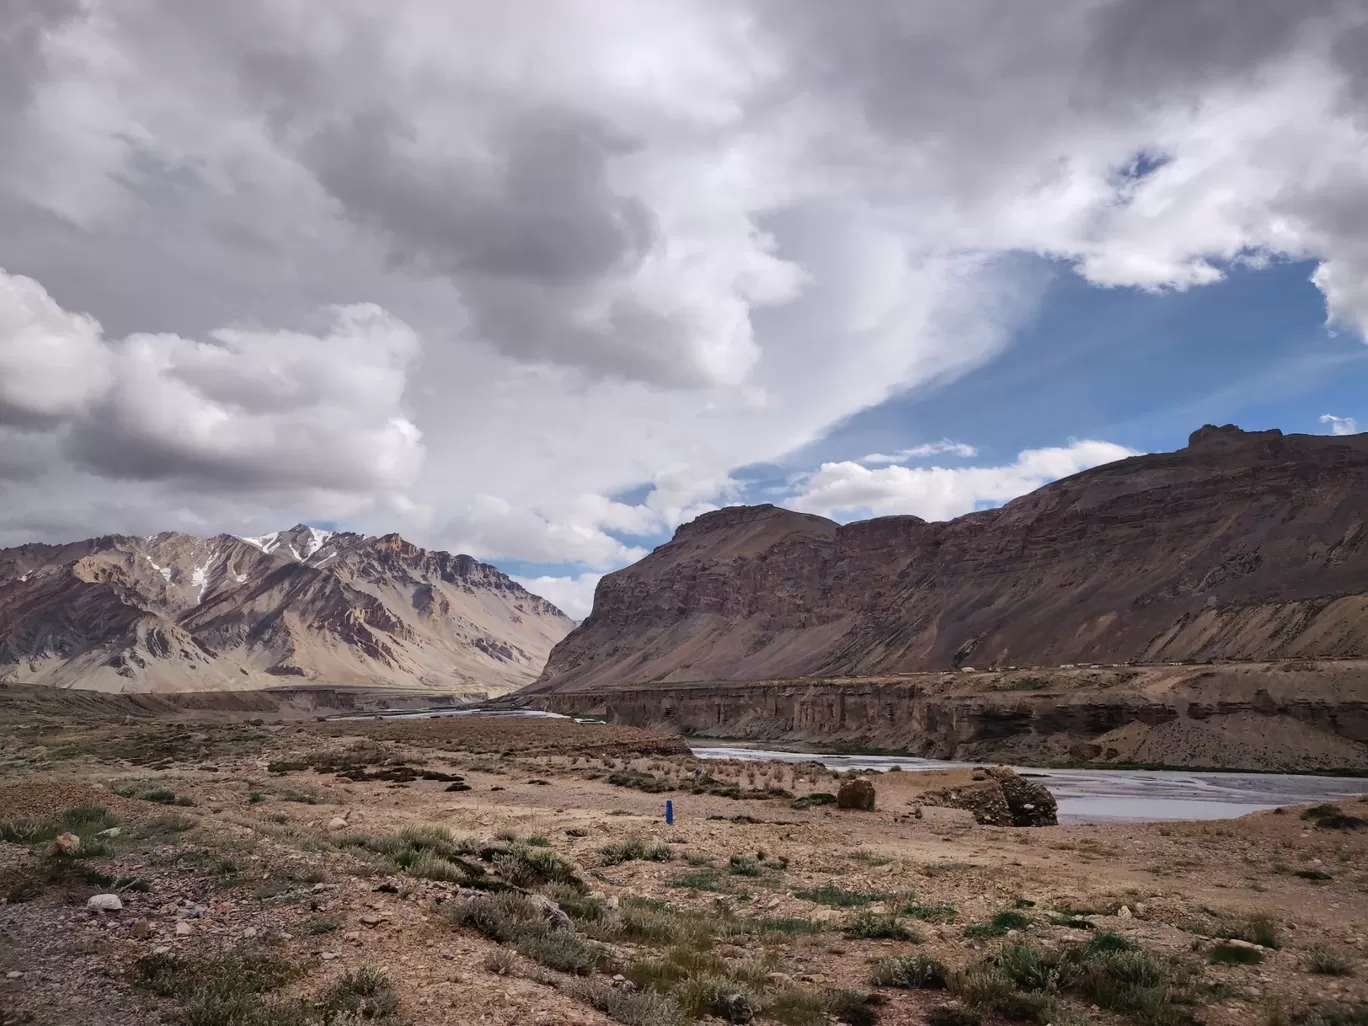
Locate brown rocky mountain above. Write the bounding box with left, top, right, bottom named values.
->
left=530, top=425, right=1368, bottom=694
left=0, top=524, right=572, bottom=694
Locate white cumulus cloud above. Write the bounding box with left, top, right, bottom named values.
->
left=512, top=573, right=603, bottom=622
left=790, top=441, right=1139, bottom=522
left=1321, top=414, right=1359, bottom=436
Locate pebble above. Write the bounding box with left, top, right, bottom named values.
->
left=131, top=920, right=154, bottom=940
left=86, top=894, right=123, bottom=913
left=1117, top=905, right=1133, bottom=919
left=360, top=914, right=382, bottom=927
left=175, top=921, right=194, bottom=937
left=327, top=817, right=349, bottom=831
left=242, top=928, right=258, bottom=939
left=6, top=971, right=23, bottom=980
left=321, top=952, right=339, bottom=961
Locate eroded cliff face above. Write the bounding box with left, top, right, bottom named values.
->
left=535, top=663, right=1368, bottom=773
left=531, top=426, right=1368, bottom=694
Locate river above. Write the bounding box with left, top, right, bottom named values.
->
left=692, top=746, right=1368, bottom=824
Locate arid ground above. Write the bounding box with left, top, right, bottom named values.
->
left=1, top=707, right=1366, bottom=1026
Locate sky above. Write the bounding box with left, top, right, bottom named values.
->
left=1, top=1, right=1367, bottom=619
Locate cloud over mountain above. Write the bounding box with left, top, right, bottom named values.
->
left=1, top=0, right=1365, bottom=585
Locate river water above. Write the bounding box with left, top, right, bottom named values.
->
left=342, top=708, right=1367, bottom=824
left=691, top=746, right=1368, bottom=824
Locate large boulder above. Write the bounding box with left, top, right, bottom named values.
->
left=918, top=768, right=1057, bottom=827
left=836, top=778, right=877, bottom=810
left=987, top=767, right=1058, bottom=827
left=919, top=780, right=1013, bottom=825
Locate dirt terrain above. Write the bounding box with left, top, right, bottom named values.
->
left=2, top=707, right=1367, bottom=1026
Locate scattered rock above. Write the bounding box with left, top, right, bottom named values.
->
left=919, top=780, right=1012, bottom=825
left=1117, top=905, right=1133, bottom=920
left=175, top=921, right=193, bottom=936
left=242, top=927, right=259, bottom=939
left=95, top=827, right=121, bottom=838
left=836, top=778, right=876, bottom=811
left=321, top=952, right=339, bottom=961
left=6, top=971, right=23, bottom=980
left=130, top=920, right=154, bottom=940
left=717, top=991, right=753, bottom=1024
left=359, top=914, right=383, bottom=927
left=86, top=894, right=123, bottom=913
left=326, top=817, right=349, bottom=831
left=527, top=894, right=575, bottom=933
left=790, top=792, right=838, bottom=810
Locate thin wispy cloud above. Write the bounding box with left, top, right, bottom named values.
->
left=859, top=441, right=979, bottom=465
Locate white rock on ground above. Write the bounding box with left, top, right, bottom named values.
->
left=86, top=894, right=123, bottom=912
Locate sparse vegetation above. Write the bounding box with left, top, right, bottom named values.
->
left=871, top=954, right=949, bottom=989
left=793, top=883, right=892, bottom=908
left=446, top=891, right=606, bottom=975
left=963, top=909, right=1031, bottom=939
left=1305, top=944, right=1355, bottom=976
left=1210, top=942, right=1264, bottom=965
left=842, top=911, right=922, bottom=941
left=600, top=836, right=675, bottom=866
left=112, top=779, right=197, bottom=806
left=1302, top=805, right=1367, bottom=831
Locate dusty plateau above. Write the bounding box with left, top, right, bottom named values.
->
left=2, top=695, right=1367, bottom=1026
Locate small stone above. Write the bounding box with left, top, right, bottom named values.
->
left=87, top=894, right=123, bottom=913
left=327, top=817, right=349, bottom=831
left=321, top=951, right=339, bottom=961
left=312, top=883, right=328, bottom=892
left=6, top=971, right=23, bottom=980
left=1117, top=905, right=1133, bottom=920
left=343, top=931, right=361, bottom=943
left=131, top=919, right=154, bottom=939
left=359, top=913, right=381, bottom=927
left=96, top=827, right=121, bottom=838
left=175, top=921, right=193, bottom=936
left=153, top=946, right=171, bottom=955
left=242, top=927, right=258, bottom=939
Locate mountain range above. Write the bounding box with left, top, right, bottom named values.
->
left=530, top=425, right=1368, bottom=693
left=0, top=524, right=572, bottom=694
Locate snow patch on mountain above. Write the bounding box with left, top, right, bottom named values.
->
left=240, top=532, right=281, bottom=554
left=301, top=527, right=333, bottom=560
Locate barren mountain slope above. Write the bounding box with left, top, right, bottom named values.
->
left=0, top=524, right=571, bottom=693
left=532, top=425, right=1368, bottom=693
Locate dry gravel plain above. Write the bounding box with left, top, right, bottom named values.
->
left=1, top=712, right=1366, bottom=1026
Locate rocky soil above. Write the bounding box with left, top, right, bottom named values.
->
left=3, top=707, right=1368, bottom=1026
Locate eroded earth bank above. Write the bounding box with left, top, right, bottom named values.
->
left=531, top=662, right=1368, bottom=774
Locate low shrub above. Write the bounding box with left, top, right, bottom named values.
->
left=871, top=954, right=949, bottom=989
left=601, top=837, right=675, bottom=866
